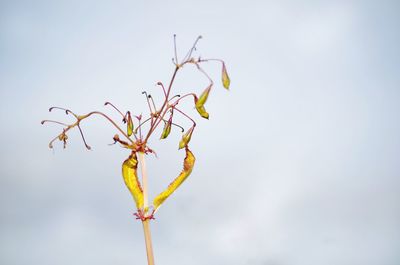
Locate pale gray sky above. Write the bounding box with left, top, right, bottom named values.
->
left=1, top=1, right=399, bottom=265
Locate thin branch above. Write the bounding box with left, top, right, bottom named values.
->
left=198, top=58, right=224, bottom=64
left=173, top=34, right=178, bottom=65
left=144, top=66, right=179, bottom=143
left=49, top=106, right=79, bottom=119
left=181, top=35, right=202, bottom=64
left=142, top=91, right=154, bottom=114
left=156, top=82, right=167, bottom=99
left=194, top=62, right=214, bottom=84
left=77, top=124, right=91, bottom=150
left=173, top=107, right=197, bottom=127
left=170, top=93, right=197, bottom=106
left=104, top=102, right=125, bottom=119
left=41, top=120, right=69, bottom=126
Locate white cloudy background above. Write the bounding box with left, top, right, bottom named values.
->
left=1, top=1, right=399, bottom=264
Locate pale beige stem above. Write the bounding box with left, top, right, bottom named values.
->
left=139, top=152, right=149, bottom=209
left=138, top=152, right=155, bottom=265
left=142, top=220, right=155, bottom=265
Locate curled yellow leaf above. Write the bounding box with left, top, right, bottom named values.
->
left=178, top=127, right=194, bottom=149
left=195, top=85, right=212, bottom=119
left=153, top=148, right=195, bottom=211
left=122, top=151, right=144, bottom=209
left=222, top=62, right=230, bottom=89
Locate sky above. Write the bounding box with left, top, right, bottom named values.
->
left=1, top=1, right=399, bottom=264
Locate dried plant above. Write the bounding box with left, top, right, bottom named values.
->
left=42, top=35, right=230, bottom=265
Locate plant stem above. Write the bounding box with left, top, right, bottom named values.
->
left=139, top=152, right=149, bottom=208
left=138, top=152, right=155, bottom=265
left=142, top=220, right=155, bottom=265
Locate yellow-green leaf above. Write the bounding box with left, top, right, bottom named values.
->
left=153, top=148, right=195, bottom=211
left=222, top=63, right=230, bottom=89
left=195, top=85, right=211, bottom=119
left=178, top=127, right=194, bottom=149
left=160, top=120, right=172, bottom=139
left=122, top=151, right=143, bottom=209
left=127, top=113, right=134, bottom=137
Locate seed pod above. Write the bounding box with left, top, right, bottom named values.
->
left=195, top=85, right=212, bottom=119
left=196, top=105, right=209, bottom=119
left=222, top=62, right=230, bottom=89
left=153, top=148, right=195, bottom=211
left=127, top=113, right=134, bottom=137
left=160, top=119, right=172, bottom=139
left=122, top=151, right=144, bottom=209
left=178, top=127, right=194, bottom=149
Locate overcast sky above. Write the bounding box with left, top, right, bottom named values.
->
left=1, top=1, right=399, bottom=265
